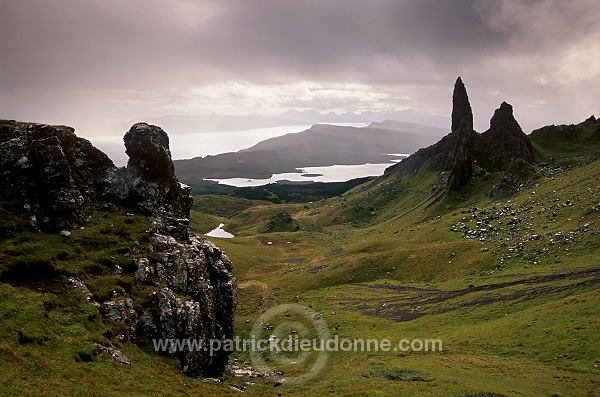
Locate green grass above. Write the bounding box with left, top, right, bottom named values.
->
left=1, top=129, right=599, bottom=395
left=192, top=155, right=600, bottom=396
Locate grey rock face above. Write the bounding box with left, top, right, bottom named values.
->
left=489, top=158, right=539, bottom=198
left=0, top=120, right=193, bottom=230
left=135, top=234, right=237, bottom=376
left=104, top=123, right=193, bottom=219
left=69, top=230, right=237, bottom=377
left=0, top=122, right=114, bottom=231
left=2, top=119, right=237, bottom=378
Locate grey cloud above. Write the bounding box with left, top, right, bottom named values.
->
left=0, top=0, right=599, bottom=132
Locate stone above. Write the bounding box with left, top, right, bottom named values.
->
left=0, top=119, right=237, bottom=378
left=134, top=257, right=152, bottom=282
left=67, top=277, right=100, bottom=308
left=451, top=77, right=474, bottom=133
left=102, top=297, right=137, bottom=327
left=476, top=102, right=535, bottom=171
left=95, top=344, right=132, bottom=366
left=104, top=123, right=193, bottom=218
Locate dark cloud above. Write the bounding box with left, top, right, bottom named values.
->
left=0, top=0, right=598, bottom=133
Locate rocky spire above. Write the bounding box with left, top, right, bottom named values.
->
left=488, top=102, right=524, bottom=136
left=476, top=102, right=534, bottom=171
left=104, top=122, right=193, bottom=218
left=124, top=122, right=175, bottom=181
left=451, top=77, right=473, bottom=133
left=442, top=77, right=477, bottom=189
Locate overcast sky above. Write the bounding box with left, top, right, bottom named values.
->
left=1, top=0, right=599, bottom=136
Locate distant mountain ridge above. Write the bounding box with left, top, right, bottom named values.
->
left=118, top=110, right=449, bottom=136
left=173, top=121, right=447, bottom=182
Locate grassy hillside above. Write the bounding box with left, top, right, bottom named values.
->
left=529, top=116, right=600, bottom=165
left=188, top=152, right=600, bottom=396
left=1, top=119, right=599, bottom=396
left=0, top=203, right=242, bottom=396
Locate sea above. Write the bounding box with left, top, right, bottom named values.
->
left=88, top=124, right=408, bottom=187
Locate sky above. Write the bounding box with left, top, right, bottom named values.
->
left=1, top=0, right=600, bottom=137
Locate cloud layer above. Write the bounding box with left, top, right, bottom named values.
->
left=1, top=0, right=599, bottom=134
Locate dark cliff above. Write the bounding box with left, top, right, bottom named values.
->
left=0, top=120, right=236, bottom=377
left=385, top=77, right=537, bottom=192
left=476, top=102, right=534, bottom=171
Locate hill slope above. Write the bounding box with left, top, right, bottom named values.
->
left=1, top=77, right=599, bottom=396
left=185, top=79, right=600, bottom=396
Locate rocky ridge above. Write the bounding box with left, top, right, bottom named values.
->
left=384, top=77, right=537, bottom=193
left=0, top=120, right=236, bottom=377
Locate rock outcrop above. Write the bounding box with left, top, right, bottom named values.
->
left=385, top=77, right=537, bottom=193
left=451, top=77, right=473, bottom=133
left=264, top=211, right=301, bottom=233
left=104, top=123, right=193, bottom=218
left=489, top=158, right=539, bottom=198
left=476, top=102, right=534, bottom=171
left=135, top=233, right=236, bottom=376
left=0, top=119, right=237, bottom=378
left=0, top=121, right=192, bottom=231
left=0, top=121, right=114, bottom=230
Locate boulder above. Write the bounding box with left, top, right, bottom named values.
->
left=104, top=123, right=193, bottom=219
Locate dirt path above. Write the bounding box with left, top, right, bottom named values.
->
left=348, top=266, right=600, bottom=321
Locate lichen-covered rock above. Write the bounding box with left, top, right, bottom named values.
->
left=1, top=119, right=237, bottom=378
left=67, top=277, right=100, bottom=308
left=68, top=223, right=237, bottom=377
left=134, top=234, right=237, bottom=376
left=95, top=344, right=132, bottom=366
left=102, top=297, right=138, bottom=327
left=124, top=122, right=175, bottom=181
left=0, top=120, right=193, bottom=230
